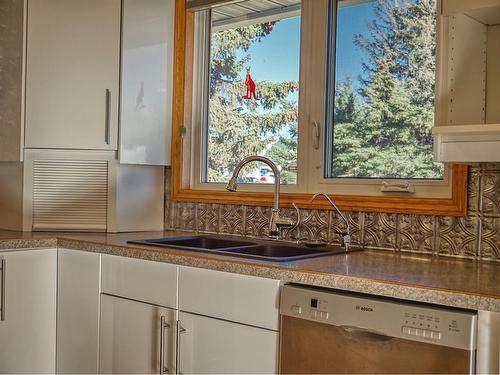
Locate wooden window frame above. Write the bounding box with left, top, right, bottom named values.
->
left=170, top=0, right=468, bottom=216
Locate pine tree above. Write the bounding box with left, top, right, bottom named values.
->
left=207, top=22, right=299, bottom=183
left=333, top=0, right=443, bottom=179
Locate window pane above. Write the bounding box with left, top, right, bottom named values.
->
left=204, top=0, right=301, bottom=185
left=326, top=0, right=444, bottom=180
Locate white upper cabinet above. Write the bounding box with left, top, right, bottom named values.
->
left=434, top=0, right=500, bottom=162
left=442, top=0, right=500, bottom=22
left=25, top=0, right=121, bottom=150
left=2, top=0, right=174, bottom=165
left=119, top=0, right=175, bottom=165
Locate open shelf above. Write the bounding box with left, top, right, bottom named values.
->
left=433, top=124, right=500, bottom=163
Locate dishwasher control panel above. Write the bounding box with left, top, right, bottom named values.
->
left=281, top=284, right=477, bottom=351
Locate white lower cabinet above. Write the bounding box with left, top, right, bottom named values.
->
left=0, top=249, right=57, bottom=374
left=178, top=266, right=280, bottom=374
left=99, top=254, right=178, bottom=374
left=0, top=247, right=281, bottom=374
left=178, top=311, right=278, bottom=374
left=99, top=294, right=176, bottom=374
left=57, top=249, right=101, bottom=374
left=97, top=264, right=280, bottom=374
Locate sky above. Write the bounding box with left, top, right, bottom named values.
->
left=233, top=2, right=376, bottom=91
left=335, top=3, right=376, bottom=89
left=236, top=16, right=301, bottom=83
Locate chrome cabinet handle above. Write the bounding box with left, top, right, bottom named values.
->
left=1, top=258, right=5, bottom=321
left=105, top=89, right=111, bottom=145
left=160, top=316, right=170, bottom=374
left=175, top=320, right=186, bottom=375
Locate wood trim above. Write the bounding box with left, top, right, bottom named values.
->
left=170, top=0, right=468, bottom=217
left=172, top=166, right=468, bottom=216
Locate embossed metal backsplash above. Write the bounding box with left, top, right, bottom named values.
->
left=165, top=164, right=500, bottom=262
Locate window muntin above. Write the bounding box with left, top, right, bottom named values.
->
left=325, top=0, right=444, bottom=180
left=202, top=1, right=301, bottom=185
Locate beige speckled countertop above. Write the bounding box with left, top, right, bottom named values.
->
left=0, top=229, right=499, bottom=312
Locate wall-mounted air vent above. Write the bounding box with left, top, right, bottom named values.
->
left=32, top=160, right=108, bottom=231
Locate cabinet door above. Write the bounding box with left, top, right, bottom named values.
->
left=99, top=294, right=176, bottom=374
left=178, top=312, right=278, bottom=374
left=57, top=249, right=100, bottom=374
left=179, top=266, right=280, bottom=330
left=26, top=0, right=120, bottom=150
left=119, top=0, right=175, bottom=165
left=0, top=249, right=57, bottom=374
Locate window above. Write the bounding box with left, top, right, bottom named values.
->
left=174, top=0, right=467, bottom=215
left=325, top=0, right=443, bottom=180
left=196, top=1, right=301, bottom=186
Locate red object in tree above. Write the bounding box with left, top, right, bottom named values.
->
left=243, top=67, right=258, bottom=100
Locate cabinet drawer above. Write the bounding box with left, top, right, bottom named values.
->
left=101, top=254, right=177, bottom=308
left=178, top=311, right=278, bottom=374
left=179, top=266, right=280, bottom=330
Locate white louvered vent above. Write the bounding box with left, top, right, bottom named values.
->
left=32, top=160, right=108, bottom=231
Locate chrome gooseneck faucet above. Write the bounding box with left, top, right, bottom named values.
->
left=310, top=192, right=351, bottom=251
left=226, top=156, right=294, bottom=239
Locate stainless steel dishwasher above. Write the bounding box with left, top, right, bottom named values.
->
left=280, top=284, right=477, bottom=374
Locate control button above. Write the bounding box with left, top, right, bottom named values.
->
left=403, top=326, right=414, bottom=335
left=402, top=325, right=442, bottom=340
left=431, top=331, right=442, bottom=340
left=291, top=305, right=302, bottom=315
left=309, top=309, right=318, bottom=318
left=318, top=311, right=329, bottom=319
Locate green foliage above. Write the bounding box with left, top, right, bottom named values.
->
left=267, top=123, right=298, bottom=184
left=333, top=0, right=443, bottom=179
left=207, top=21, right=299, bottom=183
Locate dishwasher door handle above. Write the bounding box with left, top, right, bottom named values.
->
left=339, top=325, right=393, bottom=341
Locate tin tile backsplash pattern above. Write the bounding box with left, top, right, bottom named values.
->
left=165, top=165, right=500, bottom=262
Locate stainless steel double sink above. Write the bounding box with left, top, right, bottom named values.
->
left=128, top=235, right=359, bottom=262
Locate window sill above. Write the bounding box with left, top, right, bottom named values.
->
left=171, top=165, right=468, bottom=216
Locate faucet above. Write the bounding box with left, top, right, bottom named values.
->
left=226, top=156, right=295, bottom=239
left=310, top=192, right=351, bottom=251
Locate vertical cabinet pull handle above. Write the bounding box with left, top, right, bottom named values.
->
left=105, top=89, right=111, bottom=145
left=1, top=258, right=5, bottom=321
left=175, top=320, right=186, bottom=375
left=160, top=316, right=170, bottom=374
